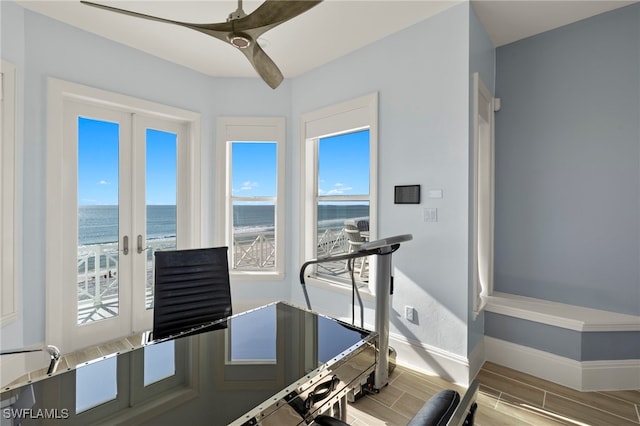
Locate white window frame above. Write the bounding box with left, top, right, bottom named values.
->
left=1, top=60, right=18, bottom=325
left=472, top=73, right=495, bottom=317
left=215, top=117, right=286, bottom=280
left=300, top=93, right=378, bottom=293
left=46, top=78, right=202, bottom=352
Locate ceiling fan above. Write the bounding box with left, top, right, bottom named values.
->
left=80, top=0, right=323, bottom=89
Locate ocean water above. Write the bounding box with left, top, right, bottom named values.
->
left=78, top=204, right=369, bottom=245
left=78, top=205, right=177, bottom=245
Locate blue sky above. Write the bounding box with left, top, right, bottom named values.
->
left=78, top=118, right=369, bottom=204
left=78, top=117, right=176, bottom=205
left=318, top=129, right=369, bottom=196
left=232, top=142, right=277, bottom=197
left=231, top=129, right=370, bottom=198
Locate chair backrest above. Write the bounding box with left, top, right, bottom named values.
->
left=153, top=247, right=232, bottom=340
left=407, top=389, right=461, bottom=426
left=344, top=226, right=365, bottom=243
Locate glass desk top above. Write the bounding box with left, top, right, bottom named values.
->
left=1, top=302, right=377, bottom=425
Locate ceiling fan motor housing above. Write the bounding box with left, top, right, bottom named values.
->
left=229, top=33, right=251, bottom=49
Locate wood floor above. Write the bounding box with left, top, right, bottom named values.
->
left=5, top=337, right=639, bottom=426
left=347, top=363, right=640, bottom=426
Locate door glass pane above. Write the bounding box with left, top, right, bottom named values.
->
left=145, top=129, right=177, bottom=309
left=77, top=117, right=120, bottom=324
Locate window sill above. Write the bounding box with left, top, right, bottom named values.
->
left=229, top=271, right=284, bottom=281
left=485, top=292, right=640, bottom=332
left=302, top=275, right=375, bottom=302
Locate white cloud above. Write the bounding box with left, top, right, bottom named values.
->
left=97, top=180, right=110, bottom=185
left=240, top=181, right=259, bottom=191
left=320, top=182, right=353, bottom=195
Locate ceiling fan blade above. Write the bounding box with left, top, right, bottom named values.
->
left=236, top=0, right=323, bottom=33
left=81, top=0, right=324, bottom=89
left=81, top=1, right=232, bottom=38
left=241, top=42, right=284, bottom=89
left=81, top=1, right=189, bottom=27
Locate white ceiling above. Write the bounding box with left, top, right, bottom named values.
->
left=17, top=0, right=638, bottom=81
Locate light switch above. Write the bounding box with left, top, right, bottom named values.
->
left=424, top=208, right=437, bottom=222
left=427, top=189, right=443, bottom=199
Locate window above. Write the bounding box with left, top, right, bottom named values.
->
left=1, top=60, right=17, bottom=325
left=301, top=93, right=378, bottom=290
left=47, top=78, right=201, bottom=354
left=216, top=117, right=285, bottom=279
left=472, top=73, right=495, bottom=317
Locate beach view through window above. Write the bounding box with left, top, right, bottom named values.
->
left=77, top=118, right=177, bottom=323
left=77, top=125, right=371, bottom=323
left=315, top=129, right=371, bottom=279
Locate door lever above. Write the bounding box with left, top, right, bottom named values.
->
left=123, top=235, right=129, bottom=255
left=137, top=234, right=145, bottom=254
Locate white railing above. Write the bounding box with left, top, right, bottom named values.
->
left=317, top=228, right=349, bottom=258
left=77, top=228, right=353, bottom=323
left=77, top=238, right=175, bottom=324
left=232, top=233, right=276, bottom=270
left=77, top=242, right=119, bottom=324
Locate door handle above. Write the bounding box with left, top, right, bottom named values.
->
left=123, top=235, right=129, bottom=255
left=137, top=234, right=145, bottom=254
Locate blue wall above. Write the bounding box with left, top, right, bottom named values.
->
left=491, top=3, right=640, bottom=361
left=290, top=3, right=474, bottom=361
left=2, top=2, right=480, bottom=371
left=494, top=4, right=640, bottom=316
left=2, top=2, right=293, bottom=348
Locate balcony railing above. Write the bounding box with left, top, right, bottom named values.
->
left=76, top=227, right=357, bottom=324
left=77, top=238, right=176, bottom=324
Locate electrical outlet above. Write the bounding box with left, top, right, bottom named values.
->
left=405, top=305, right=414, bottom=321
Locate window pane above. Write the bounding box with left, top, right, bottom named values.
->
left=144, top=340, right=176, bottom=386
left=231, top=202, right=275, bottom=271
left=229, top=304, right=276, bottom=362
left=76, top=356, right=117, bottom=413
left=145, top=129, right=177, bottom=309
left=318, top=130, right=370, bottom=196
left=77, top=117, right=120, bottom=325
left=232, top=142, right=276, bottom=197
left=316, top=201, right=369, bottom=277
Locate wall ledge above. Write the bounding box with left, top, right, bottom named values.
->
left=485, top=292, right=640, bottom=332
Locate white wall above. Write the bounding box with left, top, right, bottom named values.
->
left=467, top=3, right=496, bottom=357
left=2, top=1, right=479, bottom=383
left=3, top=2, right=292, bottom=349
left=0, top=1, right=26, bottom=351
left=289, top=3, right=472, bottom=367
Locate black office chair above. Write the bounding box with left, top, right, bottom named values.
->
left=152, top=247, right=232, bottom=340
left=313, top=389, right=472, bottom=426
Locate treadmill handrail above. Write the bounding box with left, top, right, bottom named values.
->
left=299, top=244, right=401, bottom=310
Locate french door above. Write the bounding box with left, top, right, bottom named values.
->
left=51, top=94, right=196, bottom=353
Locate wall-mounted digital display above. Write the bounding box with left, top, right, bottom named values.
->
left=394, top=185, right=420, bottom=204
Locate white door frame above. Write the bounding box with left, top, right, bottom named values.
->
left=47, top=78, right=201, bottom=354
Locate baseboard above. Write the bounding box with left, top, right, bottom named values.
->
left=485, top=336, right=640, bottom=391
left=389, top=332, right=475, bottom=387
